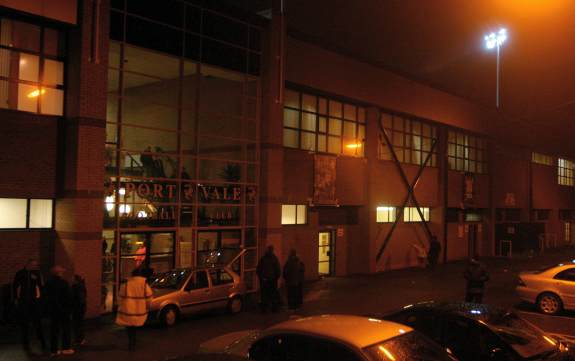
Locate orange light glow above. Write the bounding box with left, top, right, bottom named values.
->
left=27, top=89, right=46, bottom=98
left=345, top=143, right=362, bottom=149
left=543, top=335, right=557, bottom=346
left=378, top=346, right=396, bottom=361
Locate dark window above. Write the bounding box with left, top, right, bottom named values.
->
left=185, top=5, right=201, bottom=33
left=184, top=33, right=200, bottom=61
left=111, top=0, right=125, bottom=10
left=209, top=269, right=233, bottom=286
left=126, top=15, right=183, bottom=57
left=446, top=208, right=460, bottom=223
left=533, top=209, right=550, bottom=221
left=554, top=268, right=575, bottom=282
left=559, top=210, right=573, bottom=221
left=127, top=0, right=184, bottom=27
left=186, top=270, right=209, bottom=290
left=248, top=51, right=260, bottom=76
left=496, top=208, right=521, bottom=222
left=202, top=38, right=246, bottom=73
left=249, top=27, right=261, bottom=52
left=110, top=11, right=124, bottom=41
left=203, top=12, right=247, bottom=48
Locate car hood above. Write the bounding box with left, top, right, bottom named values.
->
left=198, top=330, right=260, bottom=357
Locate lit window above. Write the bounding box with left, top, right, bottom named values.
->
left=558, top=158, right=574, bottom=186
left=29, top=199, right=53, bottom=228
left=565, top=222, right=571, bottom=243
left=447, top=130, right=487, bottom=174
left=281, top=204, right=307, bottom=225
left=379, top=113, right=437, bottom=167
left=0, top=18, right=65, bottom=115
left=0, top=199, right=27, bottom=228
left=376, top=206, right=396, bottom=223
left=404, top=207, right=430, bottom=222
left=283, top=89, right=365, bottom=157
left=532, top=152, right=553, bottom=166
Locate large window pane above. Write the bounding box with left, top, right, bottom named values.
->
left=281, top=205, right=296, bottom=225
left=0, top=198, right=27, bottom=228
left=43, top=60, right=64, bottom=86
left=29, top=199, right=53, bottom=228
left=18, top=53, right=39, bottom=82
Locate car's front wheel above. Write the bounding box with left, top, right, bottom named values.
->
left=537, top=292, right=562, bottom=315
left=160, top=305, right=179, bottom=327
left=227, top=296, right=243, bottom=314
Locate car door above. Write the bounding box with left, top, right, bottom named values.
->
left=180, top=269, right=212, bottom=315
left=208, top=268, right=236, bottom=309
left=553, top=267, right=575, bottom=309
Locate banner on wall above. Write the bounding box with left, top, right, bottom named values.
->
left=314, top=155, right=337, bottom=205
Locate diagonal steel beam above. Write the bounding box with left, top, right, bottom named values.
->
left=375, top=117, right=437, bottom=262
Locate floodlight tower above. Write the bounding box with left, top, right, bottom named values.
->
left=484, top=28, right=507, bottom=108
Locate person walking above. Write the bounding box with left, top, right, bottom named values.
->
left=256, top=245, right=281, bottom=313
left=71, top=274, right=87, bottom=345
left=116, top=268, right=153, bottom=352
left=427, top=235, right=441, bottom=269
left=464, top=256, right=490, bottom=303
left=283, top=249, right=303, bottom=311
left=12, top=259, right=46, bottom=354
left=44, top=265, right=74, bottom=356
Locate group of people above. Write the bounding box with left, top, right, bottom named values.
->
left=12, top=259, right=86, bottom=356
left=256, top=246, right=305, bottom=313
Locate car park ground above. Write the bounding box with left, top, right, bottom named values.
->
left=2, top=246, right=575, bottom=361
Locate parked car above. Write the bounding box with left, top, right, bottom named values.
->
left=149, top=249, right=246, bottom=326
left=516, top=261, right=575, bottom=315
left=199, top=314, right=458, bottom=360
left=378, top=302, right=573, bottom=361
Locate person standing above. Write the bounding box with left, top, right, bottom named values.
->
left=116, top=268, right=153, bottom=352
left=283, top=250, right=304, bottom=311
left=71, top=274, right=87, bottom=345
left=12, top=259, right=46, bottom=354
left=427, top=235, right=441, bottom=269
left=44, top=265, right=74, bottom=356
left=464, top=256, right=490, bottom=303
left=256, top=245, right=281, bottom=313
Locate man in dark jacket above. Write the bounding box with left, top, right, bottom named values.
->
left=12, top=259, right=46, bottom=353
left=256, top=245, right=281, bottom=313
left=464, top=257, right=490, bottom=303
left=71, top=274, right=87, bottom=345
left=44, top=265, right=74, bottom=356
left=283, top=249, right=305, bottom=310
left=427, top=235, right=441, bottom=269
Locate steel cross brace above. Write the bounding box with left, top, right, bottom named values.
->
left=375, top=117, right=437, bottom=262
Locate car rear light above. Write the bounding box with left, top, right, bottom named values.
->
left=517, top=278, right=526, bottom=287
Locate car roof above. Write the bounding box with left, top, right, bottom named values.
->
left=265, top=315, right=412, bottom=349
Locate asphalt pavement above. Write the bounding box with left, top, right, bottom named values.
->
left=2, top=247, right=575, bottom=361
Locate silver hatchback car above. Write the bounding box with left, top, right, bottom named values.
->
left=149, top=249, right=246, bottom=326
left=516, top=261, right=575, bottom=315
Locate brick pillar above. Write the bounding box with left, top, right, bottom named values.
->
left=54, top=0, right=109, bottom=317
left=259, top=0, right=285, bottom=263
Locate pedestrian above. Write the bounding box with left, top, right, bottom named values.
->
left=256, top=245, right=281, bottom=313
left=412, top=243, right=428, bottom=268
left=283, top=249, right=303, bottom=311
left=116, top=268, right=153, bottom=352
left=12, top=259, right=46, bottom=354
left=464, top=256, right=490, bottom=303
left=428, top=235, right=441, bottom=269
left=71, top=274, right=87, bottom=345
left=44, top=265, right=74, bottom=356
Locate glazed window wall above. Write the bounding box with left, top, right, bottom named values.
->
left=0, top=18, right=65, bottom=115
left=103, top=3, right=261, bottom=312
left=447, top=130, right=487, bottom=174
left=379, top=112, right=437, bottom=167
left=558, top=158, right=575, bottom=186
left=283, top=89, right=366, bottom=157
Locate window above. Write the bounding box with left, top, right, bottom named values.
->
left=558, top=158, right=574, bottom=186
left=404, top=207, right=430, bottom=222
left=465, top=210, right=483, bottom=222
left=565, top=222, right=571, bottom=243
left=533, top=209, right=550, bottom=221
left=532, top=152, right=553, bottom=166
left=376, top=206, right=396, bottom=223
left=185, top=270, right=209, bottom=290
left=554, top=268, right=575, bottom=282
left=209, top=269, right=234, bottom=286
left=447, top=130, right=487, bottom=174
left=281, top=204, right=307, bottom=225
left=283, top=89, right=366, bottom=156
left=379, top=113, right=437, bottom=166
left=0, top=18, right=65, bottom=115
left=0, top=198, right=53, bottom=229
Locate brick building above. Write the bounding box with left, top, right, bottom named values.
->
left=0, top=0, right=574, bottom=318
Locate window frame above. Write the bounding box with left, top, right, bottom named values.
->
left=447, top=130, right=487, bottom=174
left=403, top=206, right=430, bottom=223
left=0, top=198, right=54, bottom=230
left=376, top=206, right=397, bottom=223
left=281, top=204, right=307, bottom=225
left=558, top=158, right=575, bottom=187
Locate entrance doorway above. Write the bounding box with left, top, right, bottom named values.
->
left=120, top=232, right=175, bottom=280
left=318, top=231, right=335, bottom=276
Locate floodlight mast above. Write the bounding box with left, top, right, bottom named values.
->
left=484, top=28, right=507, bottom=108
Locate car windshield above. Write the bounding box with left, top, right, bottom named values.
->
left=488, top=312, right=557, bottom=359
left=363, top=331, right=454, bottom=361
left=150, top=269, right=190, bottom=289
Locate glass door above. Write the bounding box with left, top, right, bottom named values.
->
left=197, top=230, right=241, bottom=271
left=120, top=232, right=175, bottom=280
left=318, top=231, right=334, bottom=276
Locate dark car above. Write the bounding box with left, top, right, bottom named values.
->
left=377, top=302, right=573, bottom=361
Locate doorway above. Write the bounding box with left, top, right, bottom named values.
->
left=318, top=231, right=335, bottom=276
